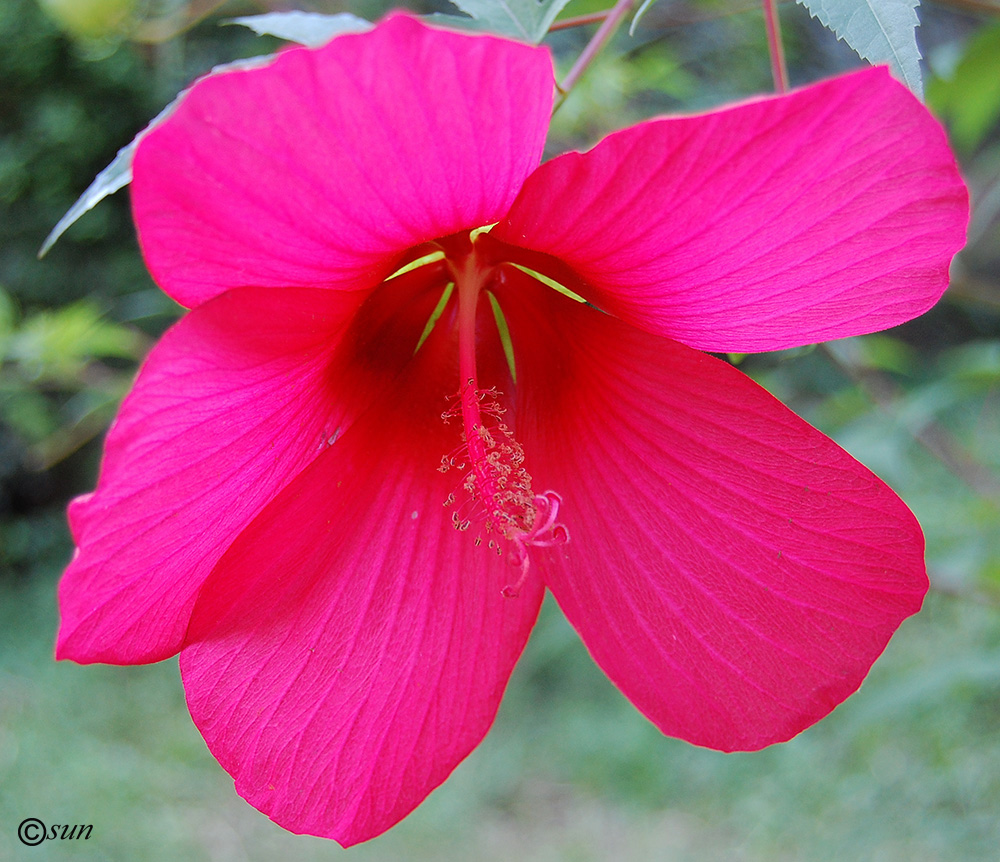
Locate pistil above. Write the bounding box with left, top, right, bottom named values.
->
left=440, top=234, right=568, bottom=597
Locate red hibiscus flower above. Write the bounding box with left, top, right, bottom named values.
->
left=57, top=13, right=968, bottom=845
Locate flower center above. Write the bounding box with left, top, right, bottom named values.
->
left=437, top=232, right=568, bottom=598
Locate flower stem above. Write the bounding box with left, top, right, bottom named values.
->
left=557, top=0, right=638, bottom=97
left=762, top=0, right=789, bottom=93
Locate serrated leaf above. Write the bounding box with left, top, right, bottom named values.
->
left=38, top=142, right=140, bottom=259
left=797, top=0, right=923, bottom=96
left=445, top=0, right=575, bottom=43
left=227, top=12, right=372, bottom=47
left=39, top=55, right=273, bottom=258
left=422, top=12, right=491, bottom=32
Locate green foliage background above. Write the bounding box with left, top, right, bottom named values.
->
left=2, top=0, right=1000, bottom=859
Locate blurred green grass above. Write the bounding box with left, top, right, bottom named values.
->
left=3, top=0, right=1000, bottom=858
left=3, top=534, right=1000, bottom=861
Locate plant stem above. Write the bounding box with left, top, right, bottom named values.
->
left=558, top=0, right=638, bottom=96
left=549, top=11, right=612, bottom=31
left=762, top=0, right=789, bottom=93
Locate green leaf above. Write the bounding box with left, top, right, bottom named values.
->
left=0, top=389, right=58, bottom=444
left=796, top=0, right=923, bottom=96
left=6, top=301, right=142, bottom=383
left=0, top=286, right=15, bottom=343
left=227, top=12, right=371, bottom=47
left=39, top=55, right=274, bottom=258
left=852, top=334, right=917, bottom=375
left=444, top=0, right=575, bottom=43
left=938, top=340, right=1000, bottom=385
left=927, top=22, right=1000, bottom=152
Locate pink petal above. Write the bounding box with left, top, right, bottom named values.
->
left=58, top=270, right=445, bottom=665
left=496, top=271, right=927, bottom=751
left=132, top=14, right=554, bottom=309
left=180, top=318, right=542, bottom=845
left=495, top=67, right=968, bottom=352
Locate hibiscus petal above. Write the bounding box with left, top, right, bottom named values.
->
left=132, top=14, right=554, bottom=308
left=180, top=318, right=542, bottom=845
left=57, top=278, right=436, bottom=665
left=496, top=271, right=927, bottom=751
left=496, top=67, right=968, bottom=352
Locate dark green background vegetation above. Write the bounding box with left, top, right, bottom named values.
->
left=2, top=0, right=999, bottom=858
